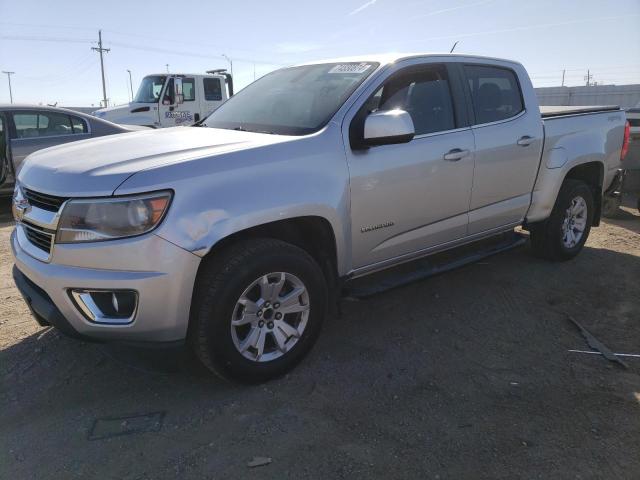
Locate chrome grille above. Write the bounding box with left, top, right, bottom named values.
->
left=22, top=222, right=55, bottom=254
left=23, top=188, right=68, bottom=212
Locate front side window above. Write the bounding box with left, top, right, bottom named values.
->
left=182, top=78, right=195, bottom=101
left=204, top=78, right=222, bottom=101
left=464, top=65, right=524, bottom=124
left=366, top=64, right=456, bottom=135
left=14, top=112, right=74, bottom=138
left=134, top=75, right=167, bottom=103
left=203, top=62, right=378, bottom=135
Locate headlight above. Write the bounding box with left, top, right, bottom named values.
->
left=56, top=191, right=172, bottom=243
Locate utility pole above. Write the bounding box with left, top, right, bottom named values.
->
left=222, top=54, right=233, bottom=78
left=561, top=69, right=565, bottom=87
left=127, top=69, right=133, bottom=102
left=2, top=71, right=14, bottom=103
left=584, top=69, right=593, bottom=87
left=91, top=30, right=110, bottom=107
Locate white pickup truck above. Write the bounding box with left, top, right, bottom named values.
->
left=93, top=70, right=233, bottom=128
left=12, top=53, right=630, bottom=382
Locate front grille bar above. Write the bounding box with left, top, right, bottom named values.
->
left=23, top=188, right=69, bottom=212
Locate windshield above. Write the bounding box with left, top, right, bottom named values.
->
left=202, top=62, right=378, bottom=135
left=133, top=75, right=167, bottom=103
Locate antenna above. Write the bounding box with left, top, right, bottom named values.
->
left=449, top=41, right=459, bottom=53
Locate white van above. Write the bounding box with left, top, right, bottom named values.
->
left=93, top=70, right=233, bottom=128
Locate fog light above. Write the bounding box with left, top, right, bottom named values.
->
left=70, top=289, right=138, bottom=324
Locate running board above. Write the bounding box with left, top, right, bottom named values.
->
left=342, top=231, right=528, bottom=299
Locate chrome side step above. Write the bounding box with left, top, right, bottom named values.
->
left=342, top=231, right=528, bottom=299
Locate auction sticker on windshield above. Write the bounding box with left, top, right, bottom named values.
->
left=328, top=63, right=372, bottom=74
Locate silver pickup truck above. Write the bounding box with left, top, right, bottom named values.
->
left=11, top=54, right=630, bottom=382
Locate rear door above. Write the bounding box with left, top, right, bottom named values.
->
left=10, top=110, right=91, bottom=173
left=462, top=63, right=544, bottom=234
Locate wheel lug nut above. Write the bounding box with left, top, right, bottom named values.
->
left=274, top=302, right=280, bottom=309
left=267, top=322, right=274, bottom=329
left=257, top=310, right=262, bottom=317
left=275, top=312, right=282, bottom=320
left=264, top=302, right=270, bottom=308
left=258, top=320, right=265, bottom=328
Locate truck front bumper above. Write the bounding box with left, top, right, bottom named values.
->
left=11, top=229, right=201, bottom=343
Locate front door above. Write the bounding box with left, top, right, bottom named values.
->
left=345, top=63, right=476, bottom=270
left=0, top=114, right=8, bottom=188
left=462, top=63, right=544, bottom=234
left=159, top=77, right=199, bottom=127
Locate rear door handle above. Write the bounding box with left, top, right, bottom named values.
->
left=443, top=148, right=470, bottom=161
left=517, top=135, right=534, bottom=147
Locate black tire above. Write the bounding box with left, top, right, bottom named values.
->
left=189, top=238, right=327, bottom=383
left=530, top=179, right=594, bottom=261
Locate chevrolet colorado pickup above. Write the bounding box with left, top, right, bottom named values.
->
left=11, top=54, right=630, bottom=382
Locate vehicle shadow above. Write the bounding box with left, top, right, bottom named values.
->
left=2, top=235, right=640, bottom=478
left=604, top=194, right=640, bottom=235
left=0, top=197, right=13, bottom=226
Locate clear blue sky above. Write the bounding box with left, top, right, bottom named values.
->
left=0, top=0, right=639, bottom=107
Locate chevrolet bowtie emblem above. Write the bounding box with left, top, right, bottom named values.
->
left=12, top=187, right=31, bottom=221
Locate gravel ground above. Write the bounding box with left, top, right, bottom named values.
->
left=1, top=197, right=639, bottom=479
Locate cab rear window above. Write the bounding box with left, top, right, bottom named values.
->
left=204, top=78, right=222, bottom=101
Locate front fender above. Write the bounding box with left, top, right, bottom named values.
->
left=115, top=126, right=352, bottom=275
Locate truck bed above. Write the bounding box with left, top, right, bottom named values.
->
left=540, top=105, right=620, bottom=118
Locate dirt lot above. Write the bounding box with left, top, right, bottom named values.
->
left=1, top=197, right=639, bottom=479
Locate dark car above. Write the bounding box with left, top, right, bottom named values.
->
left=0, top=104, right=148, bottom=196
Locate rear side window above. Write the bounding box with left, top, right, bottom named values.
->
left=368, top=64, right=456, bottom=135
left=464, top=65, right=523, bottom=125
left=14, top=112, right=76, bottom=138
left=204, top=78, right=222, bottom=101
left=70, top=115, right=87, bottom=133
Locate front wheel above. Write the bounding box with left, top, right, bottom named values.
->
left=530, top=179, right=594, bottom=261
left=190, top=238, right=327, bottom=382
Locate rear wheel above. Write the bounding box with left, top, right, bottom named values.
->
left=530, top=179, right=594, bottom=261
left=190, top=238, right=327, bottom=382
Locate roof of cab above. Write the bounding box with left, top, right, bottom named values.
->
left=296, top=52, right=522, bottom=67
left=0, top=104, right=95, bottom=115
left=144, top=73, right=226, bottom=77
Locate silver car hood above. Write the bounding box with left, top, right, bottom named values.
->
left=18, top=127, right=290, bottom=197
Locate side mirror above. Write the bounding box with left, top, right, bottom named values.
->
left=174, top=77, right=184, bottom=104
left=362, top=109, right=415, bottom=146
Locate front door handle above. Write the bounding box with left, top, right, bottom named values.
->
left=443, top=148, right=470, bottom=161
left=517, top=135, right=534, bottom=147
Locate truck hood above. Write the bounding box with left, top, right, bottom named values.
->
left=18, top=127, right=291, bottom=197
left=93, top=102, right=158, bottom=127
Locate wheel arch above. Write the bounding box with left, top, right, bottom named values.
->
left=563, top=161, right=604, bottom=226
left=194, top=215, right=342, bottom=304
